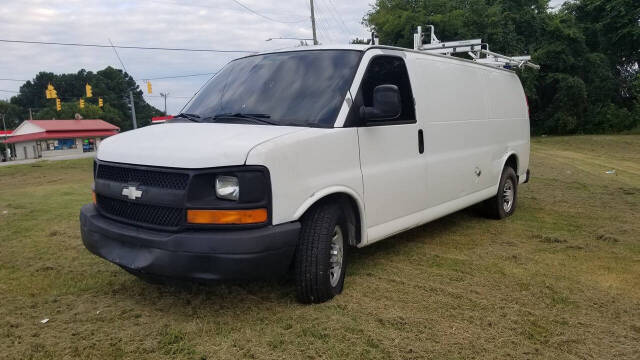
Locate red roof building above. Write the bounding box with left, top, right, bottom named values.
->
left=4, top=119, right=119, bottom=144
left=2, top=119, right=119, bottom=161
left=0, top=130, right=12, bottom=137
left=151, top=115, right=174, bottom=124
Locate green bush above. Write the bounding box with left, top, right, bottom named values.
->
left=584, top=104, right=634, bottom=133
left=365, top=0, right=640, bottom=135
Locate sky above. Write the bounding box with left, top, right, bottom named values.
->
left=0, top=0, right=375, bottom=115
left=0, top=0, right=566, bottom=116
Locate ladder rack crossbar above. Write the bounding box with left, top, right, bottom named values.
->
left=412, top=25, right=539, bottom=70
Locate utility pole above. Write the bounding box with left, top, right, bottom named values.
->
left=2, top=113, right=8, bottom=160
left=1, top=113, right=6, bottom=140
left=160, top=93, right=169, bottom=115
left=28, top=108, right=33, bottom=120
left=310, top=0, right=318, bottom=45
left=129, top=91, right=138, bottom=129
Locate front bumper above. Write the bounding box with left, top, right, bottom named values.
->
left=79, top=204, right=300, bottom=281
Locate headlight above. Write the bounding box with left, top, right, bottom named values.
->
left=215, top=175, right=239, bottom=201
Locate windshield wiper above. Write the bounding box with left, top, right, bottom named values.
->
left=208, top=113, right=277, bottom=125
left=173, top=113, right=202, bottom=122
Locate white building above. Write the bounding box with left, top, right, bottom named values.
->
left=3, top=119, right=119, bottom=161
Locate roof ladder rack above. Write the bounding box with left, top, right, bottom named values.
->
left=413, top=25, right=540, bottom=70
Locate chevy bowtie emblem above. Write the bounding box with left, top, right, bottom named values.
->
left=122, top=185, right=143, bottom=200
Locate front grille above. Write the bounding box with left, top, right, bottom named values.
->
left=97, top=195, right=184, bottom=228
left=96, top=164, right=189, bottom=190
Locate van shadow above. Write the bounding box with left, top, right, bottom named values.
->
left=103, top=206, right=482, bottom=311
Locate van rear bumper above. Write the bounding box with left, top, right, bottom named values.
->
left=79, top=204, right=300, bottom=281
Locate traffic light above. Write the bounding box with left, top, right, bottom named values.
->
left=98, top=97, right=103, bottom=108
left=79, top=99, right=85, bottom=108
left=46, top=83, right=57, bottom=99
left=56, top=98, right=61, bottom=111
left=147, top=81, right=152, bottom=94
left=85, top=83, right=93, bottom=98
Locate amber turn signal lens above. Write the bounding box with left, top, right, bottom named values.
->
left=187, top=209, right=268, bottom=225
left=92, top=191, right=97, bottom=204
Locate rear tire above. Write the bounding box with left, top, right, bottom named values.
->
left=294, top=202, right=348, bottom=304
left=484, top=166, right=518, bottom=219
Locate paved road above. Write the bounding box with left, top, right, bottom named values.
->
left=0, top=152, right=95, bottom=167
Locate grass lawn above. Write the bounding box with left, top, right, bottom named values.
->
left=1, top=135, right=639, bottom=359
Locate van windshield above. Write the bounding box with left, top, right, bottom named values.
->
left=182, top=50, right=362, bottom=127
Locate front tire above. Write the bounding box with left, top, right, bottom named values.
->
left=294, top=202, right=348, bottom=304
left=484, top=166, right=518, bottom=219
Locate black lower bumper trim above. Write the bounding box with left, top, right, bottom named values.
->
left=80, top=204, right=300, bottom=280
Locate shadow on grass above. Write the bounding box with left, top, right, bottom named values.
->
left=97, top=207, right=482, bottom=309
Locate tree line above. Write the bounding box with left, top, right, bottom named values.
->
left=364, top=0, right=639, bottom=134
left=1, top=66, right=162, bottom=131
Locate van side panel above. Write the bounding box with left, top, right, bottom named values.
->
left=411, top=55, right=495, bottom=208
left=364, top=53, right=530, bottom=245
left=245, top=128, right=367, bottom=243
left=486, top=71, right=531, bottom=180
left=411, top=55, right=529, bottom=201
left=246, top=50, right=530, bottom=248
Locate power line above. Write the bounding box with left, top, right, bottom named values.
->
left=323, top=0, right=353, bottom=36
left=314, top=6, right=335, bottom=43
left=0, top=39, right=257, bottom=54
left=147, top=95, right=192, bottom=99
left=318, top=0, right=342, bottom=35
left=0, top=89, right=18, bottom=93
left=108, top=38, right=129, bottom=75
left=315, top=0, right=338, bottom=43
left=0, top=73, right=218, bottom=84
left=138, top=72, right=218, bottom=81
left=316, top=0, right=346, bottom=42
left=228, top=0, right=307, bottom=24
left=318, top=5, right=335, bottom=43
left=147, top=0, right=307, bottom=24
left=107, top=39, right=139, bottom=129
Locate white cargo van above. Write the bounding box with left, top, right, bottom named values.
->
left=80, top=44, right=531, bottom=303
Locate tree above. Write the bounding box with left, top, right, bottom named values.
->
left=0, top=100, right=23, bottom=130
left=9, top=67, right=162, bottom=131
left=563, top=0, right=640, bottom=70
left=363, top=0, right=640, bottom=134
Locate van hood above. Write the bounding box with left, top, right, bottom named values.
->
left=97, top=123, right=306, bottom=168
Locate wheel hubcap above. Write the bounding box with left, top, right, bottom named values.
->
left=503, top=179, right=514, bottom=213
left=329, top=225, right=344, bottom=287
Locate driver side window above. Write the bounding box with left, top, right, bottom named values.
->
left=360, top=56, right=416, bottom=123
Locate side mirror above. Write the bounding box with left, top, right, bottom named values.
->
left=360, top=84, right=401, bottom=122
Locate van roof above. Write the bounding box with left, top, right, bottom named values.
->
left=254, top=44, right=515, bottom=73
left=256, top=44, right=371, bottom=55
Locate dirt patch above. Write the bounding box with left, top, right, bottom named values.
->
left=534, top=234, right=568, bottom=244
left=596, top=233, right=620, bottom=243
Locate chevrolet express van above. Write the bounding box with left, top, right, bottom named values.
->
left=80, top=45, right=530, bottom=303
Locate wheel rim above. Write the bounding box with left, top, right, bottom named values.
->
left=502, top=178, right=514, bottom=213
left=329, top=225, right=344, bottom=287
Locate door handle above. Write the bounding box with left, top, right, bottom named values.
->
left=418, top=129, right=424, bottom=154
